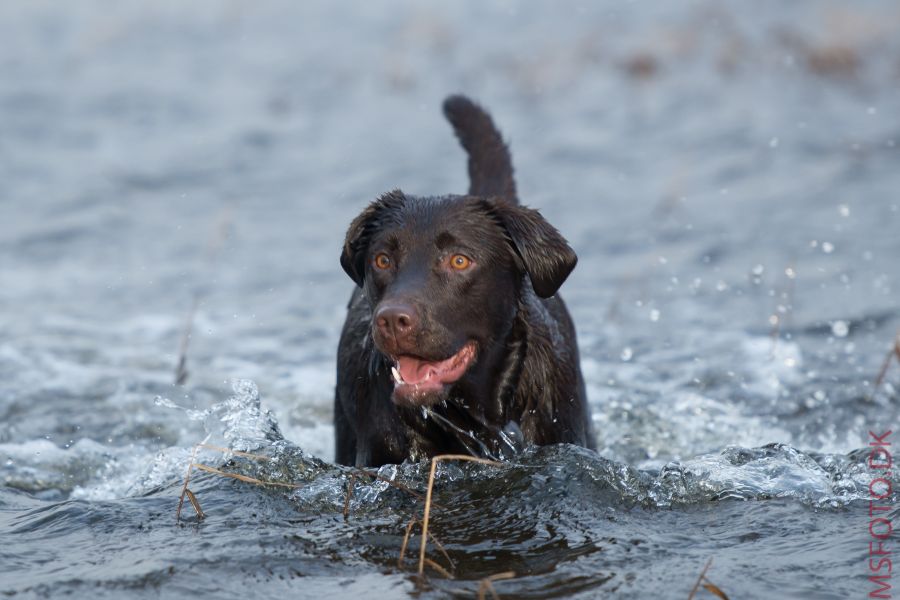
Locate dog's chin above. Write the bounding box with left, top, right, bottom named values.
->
left=391, top=383, right=450, bottom=409
left=385, top=341, right=477, bottom=409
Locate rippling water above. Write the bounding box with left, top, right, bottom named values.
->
left=2, top=1, right=899, bottom=598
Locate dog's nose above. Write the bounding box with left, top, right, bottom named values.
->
left=375, top=303, right=418, bottom=341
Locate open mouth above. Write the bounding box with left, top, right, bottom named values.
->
left=389, top=341, right=477, bottom=406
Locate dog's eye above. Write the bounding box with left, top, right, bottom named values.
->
left=373, top=253, right=392, bottom=270
left=449, top=254, right=472, bottom=270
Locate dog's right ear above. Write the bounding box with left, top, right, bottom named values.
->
left=340, top=190, right=405, bottom=287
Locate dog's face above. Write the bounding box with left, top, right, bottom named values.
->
left=341, top=190, right=576, bottom=408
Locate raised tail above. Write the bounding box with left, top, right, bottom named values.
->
left=442, top=95, right=518, bottom=205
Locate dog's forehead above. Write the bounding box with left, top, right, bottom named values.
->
left=376, top=195, right=504, bottom=247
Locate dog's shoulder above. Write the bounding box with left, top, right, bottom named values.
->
left=513, top=289, right=590, bottom=446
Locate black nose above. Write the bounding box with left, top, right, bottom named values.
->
left=375, top=303, right=418, bottom=341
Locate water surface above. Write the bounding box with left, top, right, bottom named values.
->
left=2, top=1, right=900, bottom=598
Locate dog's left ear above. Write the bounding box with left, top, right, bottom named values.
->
left=488, top=200, right=577, bottom=298
left=340, top=190, right=405, bottom=287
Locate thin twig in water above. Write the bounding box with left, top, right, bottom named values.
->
left=418, top=454, right=502, bottom=577
left=343, top=473, right=357, bottom=520
left=869, top=329, right=900, bottom=401
left=176, top=442, right=301, bottom=521
left=687, top=558, right=713, bottom=600
left=477, top=571, right=516, bottom=600
left=184, top=489, right=205, bottom=520
left=174, top=207, right=232, bottom=385
left=423, top=557, right=454, bottom=579
left=176, top=444, right=201, bottom=521
left=193, top=463, right=301, bottom=488
left=398, top=515, right=454, bottom=571
left=196, top=443, right=271, bottom=461
left=174, top=293, right=200, bottom=385
left=341, top=468, right=443, bottom=523
left=398, top=515, right=418, bottom=568
left=701, top=578, right=730, bottom=600
left=424, top=524, right=454, bottom=570
left=351, top=468, right=436, bottom=505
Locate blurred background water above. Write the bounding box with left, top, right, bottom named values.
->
left=1, top=1, right=899, bottom=598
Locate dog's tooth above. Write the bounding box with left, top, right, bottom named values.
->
left=391, top=366, right=403, bottom=384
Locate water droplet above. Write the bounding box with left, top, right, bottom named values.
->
left=831, top=320, right=849, bottom=338
left=822, top=242, right=834, bottom=254
left=838, top=204, right=849, bottom=217
left=785, top=267, right=796, bottom=279
left=620, top=347, right=633, bottom=361
left=752, top=264, right=764, bottom=275
left=649, top=309, right=660, bottom=322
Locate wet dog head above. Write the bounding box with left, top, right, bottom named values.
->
left=340, top=190, right=577, bottom=408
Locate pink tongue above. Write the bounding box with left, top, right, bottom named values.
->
left=397, top=356, right=434, bottom=384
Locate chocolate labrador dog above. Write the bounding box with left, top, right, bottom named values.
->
left=335, top=95, right=594, bottom=467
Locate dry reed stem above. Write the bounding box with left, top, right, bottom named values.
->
left=477, top=571, right=516, bottom=600
left=184, top=489, right=205, bottom=520
left=424, top=524, right=454, bottom=570
left=176, top=444, right=201, bottom=521
left=398, top=515, right=418, bottom=568
left=701, top=578, right=730, bottom=599
left=174, top=293, right=199, bottom=385
left=398, top=515, right=454, bottom=571
left=872, top=352, right=894, bottom=396
left=179, top=443, right=437, bottom=526
left=869, top=329, right=900, bottom=401
left=418, top=454, right=502, bottom=577
left=874, top=330, right=900, bottom=383
left=342, top=468, right=442, bottom=524
left=351, top=468, right=434, bottom=505
left=423, top=557, right=454, bottom=579
left=177, top=442, right=302, bottom=521
left=174, top=207, right=232, bottom=385
left=343, top=473, right=357, bottom=520
left=687, top=558, right=713, bottom=600
left=196, top=443, right=271, bottom=461
left=193, top=463, right=301, bottom=488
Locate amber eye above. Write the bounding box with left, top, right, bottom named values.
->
left=449, top=254, right=472, bottom=270
left=374, top=253, right=391, bottom=269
